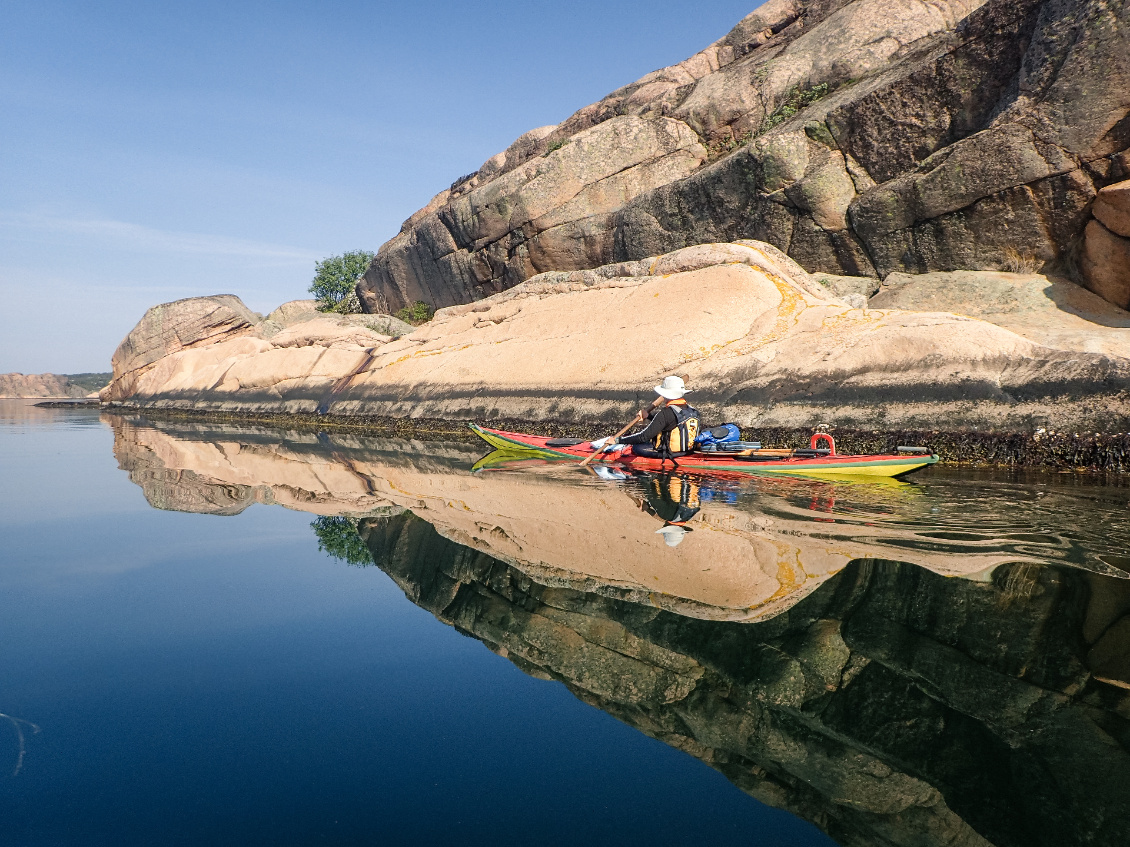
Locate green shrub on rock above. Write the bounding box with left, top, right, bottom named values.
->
left=395, top=301, right=434, bottom=325
left=311, top=516, right=371, bottom=566
left=309, top=251, right=374, bottom=314
left=762, top=83, right=831, bottom=132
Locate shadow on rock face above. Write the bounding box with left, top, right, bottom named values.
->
left=361, top=510, right=1130, bottom=847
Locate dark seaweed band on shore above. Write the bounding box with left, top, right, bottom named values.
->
left=105, top=405, right=1130, bottom=474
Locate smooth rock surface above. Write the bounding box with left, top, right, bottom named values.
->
left=870, top=270, right=1130, bottom=358
left=107, top=242, right=1130, bottom=432
left=358, top=0, right=1130, bottom=312
left=106, top=295, right=262, bottom=402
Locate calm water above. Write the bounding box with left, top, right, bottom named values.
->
left=1, top=400, right=1129, bottom=846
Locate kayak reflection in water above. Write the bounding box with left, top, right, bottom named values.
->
left=590, top=376, right=701, bottom=460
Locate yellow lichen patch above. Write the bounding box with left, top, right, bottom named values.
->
left=761, top=548, right=806, bottom=607
left=720, top=275, right=809, bottom=360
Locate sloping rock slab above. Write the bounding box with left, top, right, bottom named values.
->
left=106, top=241, right=1130, bottom=432
left=870, top=270, right=1130, bottom=359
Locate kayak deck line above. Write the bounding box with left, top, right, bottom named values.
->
left=469, top=424, right=939, bottom=479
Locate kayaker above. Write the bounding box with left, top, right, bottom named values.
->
left=591, top=376, right=701, bottom=459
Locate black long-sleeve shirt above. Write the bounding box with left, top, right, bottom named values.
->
left=618, top=406, right=680, bottom=446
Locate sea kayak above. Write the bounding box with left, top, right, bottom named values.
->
left=470, top=424, right=939, bottom=479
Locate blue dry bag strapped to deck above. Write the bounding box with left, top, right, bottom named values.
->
left=695, top=424, right=741, bottom=448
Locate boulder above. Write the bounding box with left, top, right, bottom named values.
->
left=338, top=313, right=414, bottom=338
left=1081, top=220, right=1130, bottom=310
left=812, top=273, right=880, bottom=301
left=104, top=295, right=420, bottom=405
left=259, top=304, right=415, bottom=341
left=357, top=0, right=1130, bottom=312
left=1092, top=179, right=1130, bottom=238
left=106, top=295, right=261, bottom=402
left=265, top=299, right=320, bottom=326
left=269, top=318, right=390, bottom=350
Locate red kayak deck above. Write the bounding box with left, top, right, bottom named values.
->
left=470, top=424, right=939, bottom=479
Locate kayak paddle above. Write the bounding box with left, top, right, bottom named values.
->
left=580, top=396, right=668, bottom=467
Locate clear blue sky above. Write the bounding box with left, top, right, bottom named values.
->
left=1, top=1, right=759, bottom=373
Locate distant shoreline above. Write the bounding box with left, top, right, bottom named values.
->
left=31, top=398, right=101, bottom=407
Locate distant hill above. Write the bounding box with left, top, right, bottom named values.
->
left=62, top=372, right=114, bottom=394
left=0, top=372, right=111, bottom=398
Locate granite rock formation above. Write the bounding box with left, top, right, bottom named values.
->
left=1082, top=178, right=1130, bottom=308
left=104, top=242, right=1130, bottom=432
left=356, top=0, right=1130, bottom=313
left=105, top=295, right=263, bottom=402
left=0, top=373, right=93, bottom=398
left=362, top=509, right=1130, bottom=847
left=102, top=294, right=413, bottom=409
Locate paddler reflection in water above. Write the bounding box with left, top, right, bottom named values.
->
left=637, top=473, right=702, bottom=547
left=590, top=376, right=701, bottom=460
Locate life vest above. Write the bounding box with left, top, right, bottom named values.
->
left=656, top=401, right=701, bottom=456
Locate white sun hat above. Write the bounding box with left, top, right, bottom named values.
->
left=655, top=525, right=689, bottom=547
left=654, top=375, right=690, bottom=400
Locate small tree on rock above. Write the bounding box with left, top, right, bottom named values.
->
left=311, top=516, right=372, bottom=566
left=309, top=251, right=374, bottom=313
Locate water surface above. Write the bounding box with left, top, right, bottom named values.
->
left=2, top=401, right=1129, bottom=846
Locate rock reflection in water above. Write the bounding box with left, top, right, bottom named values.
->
left=105, top=414, right=1130, bottom=846
left=105, top=414, right=1128, bottom=623
left=361, top=510, right=1130, bottom=847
